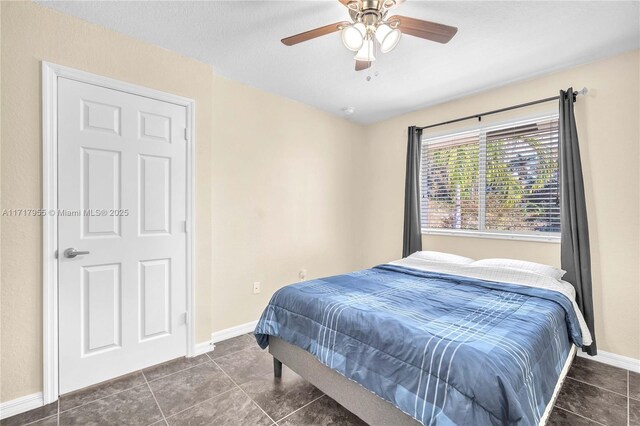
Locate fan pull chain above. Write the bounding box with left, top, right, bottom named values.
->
left=366, top=39, right=380, bottom=81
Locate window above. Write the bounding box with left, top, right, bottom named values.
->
left=420, top=115, right=560, bottom=241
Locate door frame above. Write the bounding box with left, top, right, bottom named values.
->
left=42, top=62, right=197, bottom=404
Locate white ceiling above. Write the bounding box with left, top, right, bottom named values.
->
left=38, top=1, right=640, bottom=124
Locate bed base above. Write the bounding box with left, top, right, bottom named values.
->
left=268, top=337, right=576, bottom=426
left=269, top=337, right=420, bottom=425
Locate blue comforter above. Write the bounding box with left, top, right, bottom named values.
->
left=255, top=265, right=582, bottom=425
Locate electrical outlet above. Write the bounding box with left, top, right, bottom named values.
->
left=298, top=269, right=307, bottom=281
left=253, top=282, right=261, bottom=294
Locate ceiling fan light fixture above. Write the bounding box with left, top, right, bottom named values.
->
left=341, top=23, right=366, bottom=51
left=280, top=1, right=459, bottom=71
left=354, top=39, right=376, bottom=62
left=375, top=24, right=401, bottom=53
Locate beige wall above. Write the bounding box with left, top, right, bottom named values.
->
left=0, top=1, right=214, bottom=401
left=0, top=2, right=365, bottom=402
left=361, top=50, right=640, bottom=359
left=1, top=0, right=638, bottom=406
left=210, top=76, right=365, bottom=331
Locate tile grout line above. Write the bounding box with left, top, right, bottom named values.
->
left=20, top=355, right=221, bottom=424
left=142, top=370, right=168, bottom=426
left=275, top=394, right=326, bottom=424
left=161, top=387, right=238, bottom=422
left=63, top=354, right=211, bottom=411
left=553, top=406, right=607, bottom=426
left=57, top=378, right=150, bottom=416
left=565, top=376, right=629, bottom=398
left=22, top=400, right=61, bottom=426
left=19, top=399, right=60, bottom=426
left=209, top=345, right=256, bottom=363
left=14, top=343, right=251, bottom=424
left=58, top=355, right=209, bottom=415
left=143, top=357, right=211, bottom=384
left=19, top=413, right=58, bottom=426
left=208, top=355, right=277, bottom=425
left=209, top=355, right=277, bottom=424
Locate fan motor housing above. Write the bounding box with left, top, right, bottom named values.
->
left=362, top=11, right=381, bottom=27
left=350, top=0, right=387, bottom=24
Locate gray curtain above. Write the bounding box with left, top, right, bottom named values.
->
left=403, top=126, right=423, bottom=258
left=559, top=88, right=596, bottom=355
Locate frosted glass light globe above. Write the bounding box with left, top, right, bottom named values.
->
left=341, top=23, right=366, bottom=51
left=375, top=24, right=401, bottom=53
left=354, top=39, right=375, bottom=62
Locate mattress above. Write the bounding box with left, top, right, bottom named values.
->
left=255, top=262, right=587, bottom=425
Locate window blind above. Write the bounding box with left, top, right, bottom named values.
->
left=420, top=116, right=560, bottom=236
left=420, top=131, right=480, bottom=230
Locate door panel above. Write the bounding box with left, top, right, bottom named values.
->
left=58, top=77, right=188, bottom=394
left=81, top=100, right=121, bottom=135
left=139, top=155, right=171, bottom=234
left=82, top=148, right=121, bottom=237
left=139, top=112, right=171, bottom=143
left=139, top=258, right=171, bottom=341
left=82, top=263, right=122, bottom=355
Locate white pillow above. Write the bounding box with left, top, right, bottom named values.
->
left=471, top=258, right=566, bottom=280
left=409, top=251, right=474, bottom=265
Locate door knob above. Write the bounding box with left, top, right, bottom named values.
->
left=64, top=248, right=90, bottom=258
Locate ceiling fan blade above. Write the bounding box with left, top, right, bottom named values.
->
left=389, top=15, right=458, bottom=44
left=355, top=60, right=371, bottom=71
left=281, top=21, right=350, bottom=46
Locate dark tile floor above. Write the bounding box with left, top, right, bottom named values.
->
left=549, top=356, right=638, bottom=426
left=2, top=336, right=638, bottom=425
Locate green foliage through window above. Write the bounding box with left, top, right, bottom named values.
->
left=420, top=116, right=560, bottom=235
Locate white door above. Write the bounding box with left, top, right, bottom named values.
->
left=58, top=77, right=188, bottom=394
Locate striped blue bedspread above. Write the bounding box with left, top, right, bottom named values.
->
left=255, top=265, right=582, bottom=425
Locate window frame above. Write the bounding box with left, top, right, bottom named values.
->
left=420, top=111, right=561, bottom=243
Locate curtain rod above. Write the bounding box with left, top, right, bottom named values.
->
left=416, top=87, right=588, bottom=131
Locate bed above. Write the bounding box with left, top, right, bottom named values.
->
left=254, top=253, right=591, bottom=425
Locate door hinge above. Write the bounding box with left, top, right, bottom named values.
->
left=184, top=128, right=189, bottom=141
left=183, top=220, right=188, bottom=233
left=184, top=312, right=190, bottom=325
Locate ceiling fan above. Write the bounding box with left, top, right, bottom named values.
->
left=281, top=0, right=458, bottom=72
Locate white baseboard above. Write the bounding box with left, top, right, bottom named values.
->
left=193, top=340, right=215, bottom=356
left=577, top=349, right=640, bottom=373
left=211, top=320, right=258, bottom=343
left=0, top=392, right=44, bottom=420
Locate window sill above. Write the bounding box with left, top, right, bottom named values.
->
left=421, top=228, right=561, bottom=243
